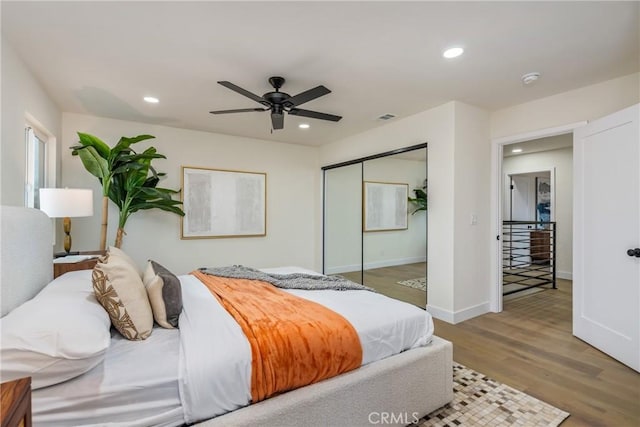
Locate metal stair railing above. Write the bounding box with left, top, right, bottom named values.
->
left=502, top=221, right=556, bottom=296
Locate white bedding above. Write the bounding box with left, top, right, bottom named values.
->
left=180, top=266, right=433, bottom=424
left=33, top=326, right=183, bottom=426
left=32, top=267, right=433, bottom=426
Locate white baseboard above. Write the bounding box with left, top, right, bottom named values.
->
left=427, top=301, right=490, bottom=324
left=452, top=302, right=491, bottom=323
left=325, top=256, right=427, bottom=275
left=557, top=270, right=573, bottom=280
left=426, top=305, right=454, bottom=323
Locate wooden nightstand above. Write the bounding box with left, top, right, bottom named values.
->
left=53, top=250, right=104, bottom=279
left=1, top=377, right=32, bottom=427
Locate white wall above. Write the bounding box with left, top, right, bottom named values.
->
left=321, top=102, right=492, bottom=320
left=491, top=73, right=640, bottom=139
left=61, top=113, right=320, bottom=275
left=490, top=73, right=638, bottom=313
left=1, top=37, right=62, bottom=206
left=503, top=146, right=573, bottom=278
left=452, top=102, right=491, bottom=319
left=321, top=103, right=456, bottom=317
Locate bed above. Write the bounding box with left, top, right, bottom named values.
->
left=0, top=206, right=453, bottom=427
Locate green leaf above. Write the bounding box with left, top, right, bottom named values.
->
left=130, top=201, right=185, bottom=216
left=75, top=146, right=109, bottom=181
left=110, top=134, right=155, bottom=162
left=111, top=162, right=147, bottom=175
left=408, top=187, right=427, bottom=214
left=77, top=132, right=111, bottom=158
left=72, top=132, right=184, bottom=239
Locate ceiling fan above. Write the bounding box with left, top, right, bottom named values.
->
left=210, top=76, right=342, bottom=131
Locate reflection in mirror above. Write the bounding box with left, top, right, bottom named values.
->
left=324, top=164, right=363, bottom=283
left=363, top=148, right=427, bottom=307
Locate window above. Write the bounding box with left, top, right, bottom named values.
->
left=25, top=124, right=51, bottom=208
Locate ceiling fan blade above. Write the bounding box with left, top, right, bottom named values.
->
left=209, top=108, right=267, bottom=114
left=284, top=85, right=331, bottom=108
left=271, top=112, right=284, bottom=130
left=288, top=108, right=342, bottom=122
left=217, top=81, right=266, bottom=105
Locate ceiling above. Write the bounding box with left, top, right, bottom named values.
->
left=2, top=1, right=638, bottom=146
left=504, top=134, right=573, bottom=157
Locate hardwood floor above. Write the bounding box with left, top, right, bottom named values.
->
left=434, top=279, right=640, bottom=427
left=339, top=263, right=426, bottom=307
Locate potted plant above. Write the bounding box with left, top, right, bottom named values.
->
left=408, top=179, right=427, bottom=214
left=71, top=132, right=184, bottom=249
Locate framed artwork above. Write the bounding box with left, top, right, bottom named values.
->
left=181, top=166, right=266, bottom=239
left=535, top=176, right=551, bottom=226
left=363, top=181, right=409, bottom=232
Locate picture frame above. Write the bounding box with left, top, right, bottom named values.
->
left=363, top=181, right=409, bottom=232
left=181, top=166, right=266, bottom=239
left=535, top=176, right=551, bottom=227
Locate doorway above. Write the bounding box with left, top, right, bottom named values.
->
left=502, top=166, right=558, bottom=298
left=491, top=123, right=582, bottom=313
left=492, top=105, right=640, bottom=372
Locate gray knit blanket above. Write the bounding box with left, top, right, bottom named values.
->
left=199, top=265, right=374, bottom=292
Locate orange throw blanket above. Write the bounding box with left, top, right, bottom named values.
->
left=192, top=270, right=363, bottom=402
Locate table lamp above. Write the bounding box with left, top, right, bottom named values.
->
left=39, top=188, right=94, bottom=254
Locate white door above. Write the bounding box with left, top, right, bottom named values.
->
left=510, top=175, right=534, bottom=221
left=506, top=175, right=534, bottom=268
left=573, top=103, right=640, bottom=372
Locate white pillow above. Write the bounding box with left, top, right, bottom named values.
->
left=0, top=270, right=111, bottom=389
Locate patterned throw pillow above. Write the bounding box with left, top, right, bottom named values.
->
left=142, top=261, right=182, bottom=328
left=92, top=250, right=153, bottom=340
left=107, top=245, right=141, bottom=275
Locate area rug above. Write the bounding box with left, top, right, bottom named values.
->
left=397, top=277, right=426, bottom=291
left=410, top=363, right=570, bottom=427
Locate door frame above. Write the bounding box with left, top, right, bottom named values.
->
left=503, top=169, right=556, bottom=270
left=490, top=121, right=586, bottom=313
left=505, top=170, right=556, bottom=223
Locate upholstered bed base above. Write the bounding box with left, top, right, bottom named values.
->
left=0, top=206, right=53, bottom=317
left=197, top=336, right=453, bottom=427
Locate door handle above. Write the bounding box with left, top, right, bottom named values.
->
left=627, top=248, right=640, bottom=257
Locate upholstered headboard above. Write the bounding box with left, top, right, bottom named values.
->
left=1, top=206, right=53, bottom=316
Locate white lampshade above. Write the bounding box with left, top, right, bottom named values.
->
left=39, top=188, right=94, bottom=218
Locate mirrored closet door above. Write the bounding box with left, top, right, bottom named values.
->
left=324, top=163, right=363, bottom=284
left=323, top=144, right=427, bottom=307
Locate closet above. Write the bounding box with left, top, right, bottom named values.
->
left=323, top=144, right=427, bottom=307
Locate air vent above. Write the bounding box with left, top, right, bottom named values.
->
left=377, top=114, right=396, bottom=121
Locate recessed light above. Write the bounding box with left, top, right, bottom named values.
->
left=512, top=148, right=523, bottom=153
left=443, top=47, right=464, bottom=59
left=298, top=123, right=310, bottom=129
left=143, top=96, right=159, bottom=103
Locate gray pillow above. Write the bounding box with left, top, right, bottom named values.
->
left=142, top=261, right=182, bottom=328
